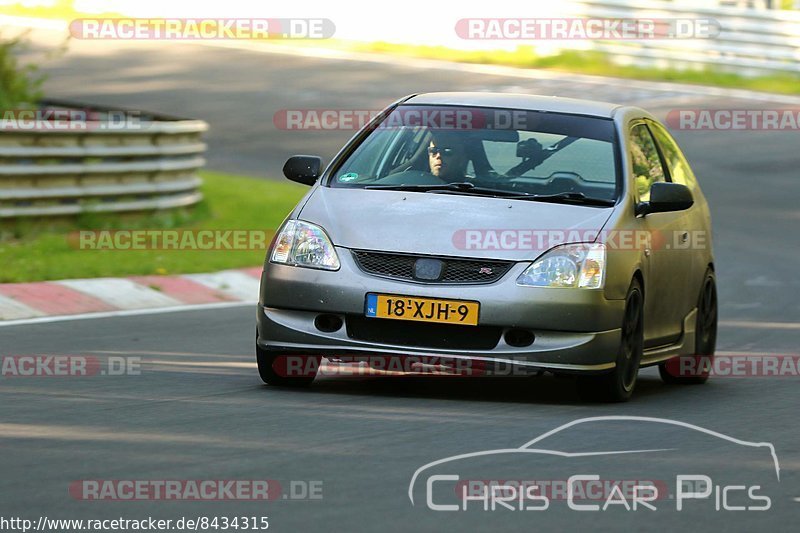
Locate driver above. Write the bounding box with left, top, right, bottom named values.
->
left=427, top=132, right=469, bottom=183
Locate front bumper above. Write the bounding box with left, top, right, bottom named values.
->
left=257, top=248, right=626, bottom=372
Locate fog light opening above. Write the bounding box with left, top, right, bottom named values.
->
left=504, top=328, right=535, bottom=348
left=315, top=314, right=343, bottom=333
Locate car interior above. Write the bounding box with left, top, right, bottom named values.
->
left=338, top=126, right=618, bottom=201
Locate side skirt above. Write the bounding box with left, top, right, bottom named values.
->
left=639, top=308, right=698, bottom=368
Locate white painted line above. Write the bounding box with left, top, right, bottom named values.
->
left=720, top=320, right=800, bottom=330
left=0, top=301, right=254, bottom=328
left=716, top=351, right=800, bottom=356
left=0, top=294, right=45, bottom=320
left=55, top=278, right=183, bottom=309
left=184, top=270, right=260, bottom=301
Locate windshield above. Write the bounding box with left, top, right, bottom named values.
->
left=329, top=105, right=619, bottom=204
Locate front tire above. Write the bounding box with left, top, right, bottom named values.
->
left=577, top=278, right=644, bottom=403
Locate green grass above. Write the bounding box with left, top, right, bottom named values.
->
left=0, top=171, right=308, bottom=282
left=0, top=0, right=121, bottom=20
left=351, top=43, right=800, bottom=96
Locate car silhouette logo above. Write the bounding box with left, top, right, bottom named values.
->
left=408, top=416, right=781, bottom=506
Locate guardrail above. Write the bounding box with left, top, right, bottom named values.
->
left=0, top=100, right=208, bottom=218
left=571, top=0, right=800, bottom=75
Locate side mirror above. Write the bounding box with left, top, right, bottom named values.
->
left=283, top=155, right=322, bottom=186
left=637, top=182, right=694, bottom=216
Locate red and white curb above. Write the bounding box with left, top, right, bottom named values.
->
left=0, top=267, right=263, bottom=324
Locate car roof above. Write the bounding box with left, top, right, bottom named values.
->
left=405, top=92, right=623, bottom=118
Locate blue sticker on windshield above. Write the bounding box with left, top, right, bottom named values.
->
left=339, top=172, right=358, bottom=182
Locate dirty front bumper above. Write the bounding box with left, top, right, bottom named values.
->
left=257, top=248, right=626, bottom=373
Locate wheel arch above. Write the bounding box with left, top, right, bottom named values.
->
left=632, top=269, right=644, bottom=297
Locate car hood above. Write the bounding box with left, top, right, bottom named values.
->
left=297, top=187, right=615, bottom=261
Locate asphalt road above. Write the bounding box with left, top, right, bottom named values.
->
left=2, top=30, right=800, bottom=531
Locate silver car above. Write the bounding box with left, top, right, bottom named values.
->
left=256, top=92, right=717, bottom=402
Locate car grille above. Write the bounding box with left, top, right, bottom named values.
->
left=351, top=250, right=513, bottom=284
left=346, top=316, right=502, bottom=350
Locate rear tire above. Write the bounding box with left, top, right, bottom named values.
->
left=659, top=269, right=717, bottom=384
left=256, top=342, right=319, bottom=387
left=577, top=278, right=644, bottom=403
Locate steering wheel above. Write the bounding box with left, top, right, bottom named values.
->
left=547, top=171, right=584, bottom=193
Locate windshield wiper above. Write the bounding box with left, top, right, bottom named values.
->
left=365, top=182, right=472, bottom=191
left=363, top=182, right=522, bottom=197
left=508, top=191, right=615, bottom=207
left=363, top=183, right=614, bottom=206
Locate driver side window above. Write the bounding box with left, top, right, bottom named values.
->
left=629, top=124, right=666, bottom=203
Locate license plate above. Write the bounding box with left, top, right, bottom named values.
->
left=365, top=293, right=479, bottom=326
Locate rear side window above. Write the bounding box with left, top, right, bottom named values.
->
left=629, top=124, right=666, bottom=202
left=648, top=122, right=698, bottom=190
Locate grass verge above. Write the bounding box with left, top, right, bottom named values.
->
left=352, top=43, right=800, bottom=96
left=0, top=171, right=307, bottom=282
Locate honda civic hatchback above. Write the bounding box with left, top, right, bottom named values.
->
left=256, top=92, right=717, bottom=402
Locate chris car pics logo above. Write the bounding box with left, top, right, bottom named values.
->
left=409, top=416, right=779, bottom=512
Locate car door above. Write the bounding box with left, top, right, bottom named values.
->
left=646, top=120, right=711, bottom=324
left=629, top=122, right=694, bottom=348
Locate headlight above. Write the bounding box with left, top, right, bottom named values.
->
left=517, top=243, right=605, bottom=289
left=270, top=220, right=340, bottom=270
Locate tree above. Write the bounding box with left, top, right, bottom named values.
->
left=0, top=32, right=44, bottom=109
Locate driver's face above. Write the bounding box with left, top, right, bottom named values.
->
left=428, top=140, right=466, bottom=180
